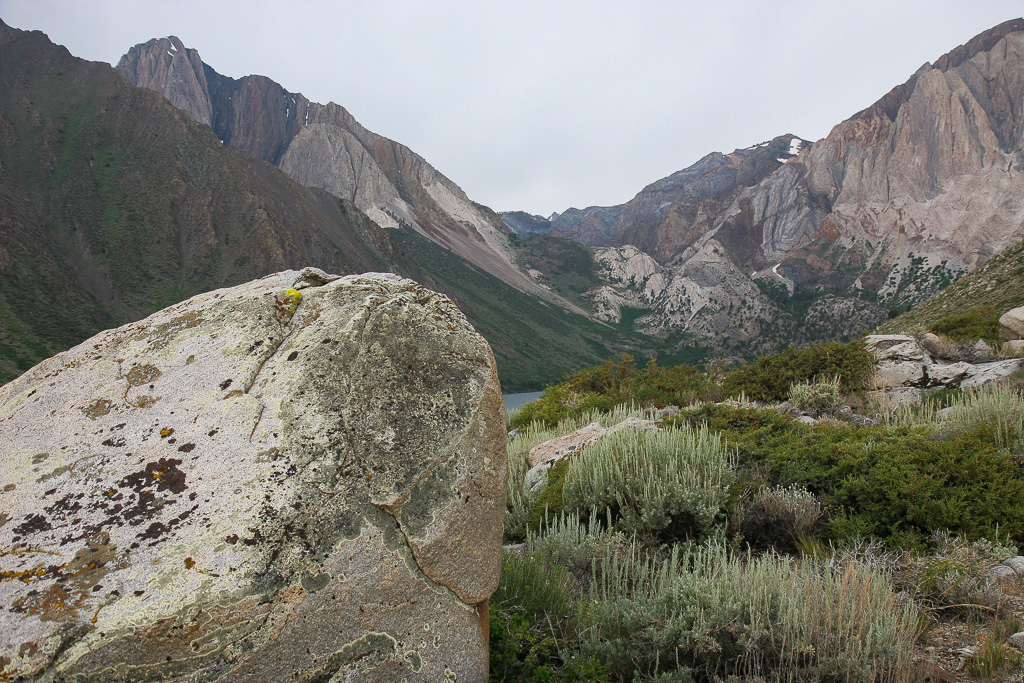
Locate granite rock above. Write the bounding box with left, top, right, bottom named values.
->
left=0, top=270, right=506, bottom=682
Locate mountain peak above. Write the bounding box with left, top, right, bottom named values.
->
left=117, top=36, right=212, bottom=126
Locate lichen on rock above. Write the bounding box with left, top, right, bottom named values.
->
left=0, top=270, right=506, bottom=682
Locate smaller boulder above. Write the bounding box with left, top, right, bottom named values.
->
left=926, top=362, right=972, bottom=387
left=918, top=332, right=949, bottom=359
left=970, top=339, right=994, bottom=363
left=1003, top=339, right=1024, bottom=357
left=987, top=564, right=1018, bottom=583
left=864, top=335, right=931, bottom=363
left=528, top=422, right=607, bottom=468
left=870, top=361, right=926, bottom=389
left=1008, top=632, right=1024, bottom=651
left=1003, top=556, right=1024, bottom=577
left=1000, top=306, right=1024, bottom=341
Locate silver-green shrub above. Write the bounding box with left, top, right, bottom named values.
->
left=735, top=484, right=822, bottom=548
left=580, top=541, right=921, bottom=681
left=887, top=382, right=1024, bottom=456
left=788, top=376, right=842, bottom=414
left=562, top=426, right=734, bottom=539
left=505, top=405, right=653, bottom=541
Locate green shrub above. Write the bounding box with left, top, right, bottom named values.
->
left=929, top=305, right=1002, bottom=343
left=788, top=376, right=842, bottom=414
left=562, top=427, right=734, bottom=541
left=489, top=551, right=579, bottom=681
left=722, top=340, right=874, bottom=403
left=675, top=404, right=1024, bottom=548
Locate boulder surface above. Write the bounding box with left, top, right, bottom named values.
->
left=0, top=269, right=506, bottom=682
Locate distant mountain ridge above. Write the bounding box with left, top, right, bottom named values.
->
left=502, top=19, right=1024, bottom=356
left=117, top=36, right=554, bottom=305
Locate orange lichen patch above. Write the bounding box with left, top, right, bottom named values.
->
left=1, top=564, right=48, bottom=583
left=82, top=398, right=114, bottom=420
left=160, top=428, right=174, bottom=438
left=0, top=544, right=62, bottom=559
left=10, top=533, right=125, bottom=623
left=184, top=557, right=195, bottom=570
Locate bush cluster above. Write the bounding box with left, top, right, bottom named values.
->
left=722, top=339, right=874, bottom=403
left=679, top=402, right=1024, bottom=548
left=497, top=353, right=1024, bottom=681
left=510, top=355, right=722, bottom=429
left=509, top=340, right=874, bottom=430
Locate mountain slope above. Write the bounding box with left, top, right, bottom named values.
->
left=116, top=36, right=556, bottom=306
left=878, top=235, right=1024, bottom=335
left=0, top=22, right=658, bottom=390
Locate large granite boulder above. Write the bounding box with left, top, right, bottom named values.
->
left=0, top=269, right=506, bottom=682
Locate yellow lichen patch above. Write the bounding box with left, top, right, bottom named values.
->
left=160, top=428, right=173, bottom=437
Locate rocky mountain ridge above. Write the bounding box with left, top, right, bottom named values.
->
left=504, top=19, right=1024, bottom=357
left=117, top=36, right=554, bottom=304
left=0, top=21, right=654, bottom=391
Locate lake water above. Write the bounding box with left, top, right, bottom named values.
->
left=503, top=391, right=543, bottom=412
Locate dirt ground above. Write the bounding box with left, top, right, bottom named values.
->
left=916, top=581, right=1024, bottom=681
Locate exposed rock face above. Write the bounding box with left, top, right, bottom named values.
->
left=115, top=36, right=213, bottom=127
left=865, top=334, right=1024, bottom=403
left=521, top=135, right=811, bottom=263
left=0, top=270, right=506, bottom=681
left=117, top=38, right=557, bottom=306
left=504, top=21, right=1024, bottom=355
left=584, top=243, right=873, bottom=355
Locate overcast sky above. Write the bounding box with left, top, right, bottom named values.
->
left=3, top=1, right=1024, bottom=216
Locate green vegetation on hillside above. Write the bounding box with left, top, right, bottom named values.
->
left=927, top=305, right=1002, bottom=343
left=510, top=340, right=873, bottom=428
left=513, top=234, right=599, bottom=307
left=496, top=343, right=1024, bottom=680
left=880, top=237, right=1024, bottom=335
